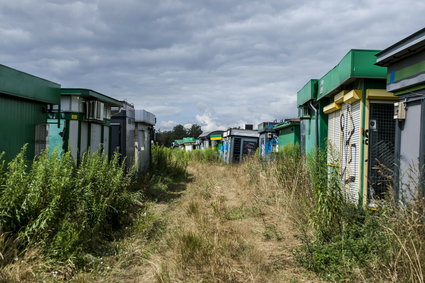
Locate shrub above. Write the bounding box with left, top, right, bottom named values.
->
left=0, top=146, right=135, bottom=264
left=151, top=145, right=188, bottom=180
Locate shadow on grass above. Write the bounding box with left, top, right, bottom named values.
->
left=89, top=172, right=194, bottom=262
left=133, top=172, right=194, bottom=203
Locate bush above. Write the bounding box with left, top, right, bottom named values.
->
left=151, top=145, right=188, bottom=180
left=0, top=146, right=135, bottom=264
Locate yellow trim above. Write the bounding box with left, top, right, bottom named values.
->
left=327, top=163, right=339, bottom=167
left=323, top=102, right=342, bottom=114
left=366, top=89, right=397, bottom=100
left=343, top=90, right=362, bottom=104
left=334, top=90, right=348, bottom=104
left=210, top=137, right=222, bottom=141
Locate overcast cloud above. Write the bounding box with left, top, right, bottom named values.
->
left=0, top=0, right=424, bottom=131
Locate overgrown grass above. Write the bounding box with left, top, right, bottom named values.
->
left=242, top=146, right=425, bottom=281
left=139, top=145, right=190, bottom=200
left=173, top=147, right=221, bottom=164
left=2, top=143, right=423, bottom=282
left=0, top=145, right=192, bottom=281
left=0, top=145, right=139, bottom=280
left=1, top=148, right=135, bottom=250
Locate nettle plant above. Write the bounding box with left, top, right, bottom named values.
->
left=0, top=146, right=134, bottom=263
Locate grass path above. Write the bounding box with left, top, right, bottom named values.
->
left=76, top=162, right=320, bottom=282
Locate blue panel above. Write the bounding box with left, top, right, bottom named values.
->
left=48, top=119, right=65, bottom=156
left=390, top=71, right=396, bottom=84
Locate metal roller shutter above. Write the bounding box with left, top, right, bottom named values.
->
left=348, top=101, right=361, bottom=203
left=327, top=102, right=361, bottom=204
left=337, top=102, right=361, bottom=203
left=327, top=110, right=341, bottom=166
left=327, top=111, right=335, bottom=163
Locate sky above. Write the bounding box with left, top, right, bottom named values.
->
left=0, top=0, right=424, bottom=131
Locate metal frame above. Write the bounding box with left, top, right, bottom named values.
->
left=420, top=99, right=425, bottom=198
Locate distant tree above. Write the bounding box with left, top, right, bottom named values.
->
left=155, top=130, right=173, bottom=147
left=188, top=124, right=202, bottom=138
left=171, top=124, right=187, bottom=141
left=155, top=123, right=203, bottom=147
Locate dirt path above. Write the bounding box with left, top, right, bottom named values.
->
left=77, top=162, right=320, bottom=282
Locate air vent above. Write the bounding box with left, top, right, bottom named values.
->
left=86, top=101, right=105, bottom=121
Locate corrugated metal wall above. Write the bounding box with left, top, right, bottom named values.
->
left=0, top=95, right=47, bottom=161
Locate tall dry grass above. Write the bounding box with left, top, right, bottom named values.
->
left=149, top=146, right=319, bottom=282
left=241, top=147, right=425, bottom=282
left=2, top=144, right=422, bottom=282
left=155, top=144, right=425, bottom=281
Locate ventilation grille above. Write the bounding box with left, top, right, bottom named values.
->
left=233, top=137, right=241, bottom=162
left=368, top=103, right=395, bottom=201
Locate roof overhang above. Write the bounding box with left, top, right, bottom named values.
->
left=60, top=88, right=123, bottom=107
left=0, top=64, right=60, bottom=104
left=273, top=119, right=300, bottom=130
left=376, top=28, right=425, bottom=66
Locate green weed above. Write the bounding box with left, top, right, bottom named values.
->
left=0, top=146, right=135, bottom=266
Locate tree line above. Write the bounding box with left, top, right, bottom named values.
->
left=156, top=124, right=202, bottom=147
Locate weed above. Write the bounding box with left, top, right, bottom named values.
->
left=186, top=201, right=200, bottom=217
left=225, top=205, right=248, bottom=220
left=263, top=224, right=284, bottom=241
left=0, top=146, right=135, bottom=268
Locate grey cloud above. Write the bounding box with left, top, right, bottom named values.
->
left=0, top=0, right=424, bottom=130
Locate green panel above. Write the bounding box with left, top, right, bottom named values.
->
left=318, top=50, right=386, bottom=100
left=294, top=123, right=300, bottom=144
left=392, top=59, right=425, bottom=82
left=394, top=83, right=425, bottom=95
left=61, top=88, right=123, bottom=106
left=278, top=125, right=300, bottom=150
left=182, top=137, right=196, bottom=143
left=274, top=120, right=300, bottom=131
left=351, top=50, right=387, bottom=78
left=364, top=79, right=386, bottom=89
left=0, top=95, right=47, bottom=161
left=0, top=64, right=60, bottom=104
left=297, top=79, right=318, bottom=106
left=301, top=101, right=328, bottom=155
left=317, top=100, right=329, bottom=150
left=304, top=116, right=317, bottom=154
